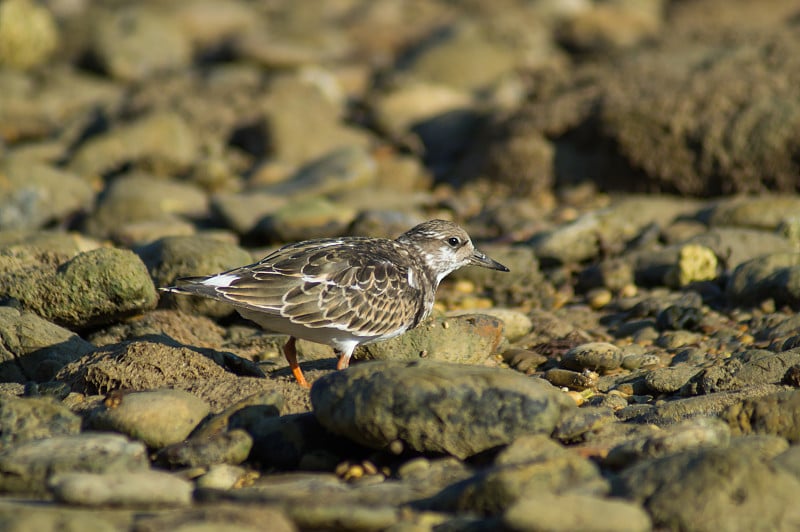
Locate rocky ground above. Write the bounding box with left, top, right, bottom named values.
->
left=1, top=0, right=800, bottom=530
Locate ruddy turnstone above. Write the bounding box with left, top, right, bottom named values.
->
left=161, top=219, right=509, bottom=387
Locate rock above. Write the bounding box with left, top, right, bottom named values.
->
left=89, top=389, right=210, bottom=449
left=262, top=145, right=377, bottom=200
left=632, top=384, right=786, bottom=425
left=530, top=197, right=700, bottom=264
left=0, top=247, right=158, bottom=328
left=83, top=172, right=209, bottom=240
left=231, top=412, right=352, bottom=470
left=371, top=81, right=473, bottom=142
left=0, top=68, right=120, bottom=143
left=0, top=505, right=121, bottom=531
left=613, top=446, right=800, bottom=531
left=0, top=433, right=148, bottom=495
left=723, top=389, right=800, bottom=442
left=194, top=464, right=249, bottom=490
left=260, top=75, right=371, bottom=165
left=398, top=22, right=517, bottom=92
left=558, top=0, right=662, bottom=53
left=133, top=503, right=294, bottom=532
left=311, top=361, right=574, bottom=459
left=0, top=160, right=93, bottom=230
left=56, top=338, right=261, bottom=397
left=553, top=406, right=615, bottom=442
left=644, top=365, right=701, bottom=394
left=0, top=396, right=81, bottom=451
left=0, top=0, right=58, bottom=69
left=605, top=417, right=730, bottom=468
left=562, top=342, right=624, bottom=372
left=687, top=228, right=796, bottom=270
left=171, top=1, right=257, bottom=49
left=89, top=309, right=226, bottom=348
left=91, top=6, right=192, bottom=82
left=544, top=368, right=598, bottom=391
left=0, top=307, right=94, bottom=382
left=356, top=314, right=505, bottom=366
left=448, top=308, right=532, bottom=342
left=69, top=111, right=199, bottom=178
left=503, top=492, right=651, bottom=532
left=692, top=348, right=800, bottom=394
left=285, top=503, right=399, bottom=531
left=50, top=470, right=193, bottom=507
left=256, top=196, right=357, bottom=242
left=709, top=195, right=800, bottom=230
left=211, top=192, right=287, bottom=235
left=664, top=244, right=719, bottom=288
left=191, top=390, right=284, bottom=440
left=427, top=434, right=608, bottom=514
left=137, top=235, right=253, bottom=318
left=727, top=253, right=800, bottom=308
left=156, top=428, right=253, bottom=468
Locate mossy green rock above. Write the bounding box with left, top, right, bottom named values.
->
left=0, top=247, right=158, bottom=328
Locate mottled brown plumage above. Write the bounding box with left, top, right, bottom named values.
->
left=162, top=220, right=509, bottom=387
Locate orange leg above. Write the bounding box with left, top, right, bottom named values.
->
left=336, top=349, right=353, bottom=370
left=283, top=337, right=309, bottom=388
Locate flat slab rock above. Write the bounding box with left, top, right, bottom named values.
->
left=310, top=360, right=574, bottom=459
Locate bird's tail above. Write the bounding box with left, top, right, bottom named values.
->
left=159, top=276, right=216, bottom=297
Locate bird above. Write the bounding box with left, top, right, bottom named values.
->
left=161, top=219, right=509, bottom=388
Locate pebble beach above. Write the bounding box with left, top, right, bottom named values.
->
left=2, top=0, right=800, bottom=530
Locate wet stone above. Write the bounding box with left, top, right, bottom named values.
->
left=562, top=342, right=624, bottom=372
left=311, top=360, right=574, bottom=459
left=692, top=348, right=800, bottom=394
left=427, top=438, right=608, bottom=515
left=644, top=365, right=702, bottom=394
left=0, top=433, right=149, bottom=495
left=723, top=389, right=800, bottom=442
left=503, top=492, right=652, bottom=532
left=613, top=446, right=800, bottom=531
left=49, top=470, right=193, bottom=507
left=0, top=396, right=81, bottom=451
left=194, top=464, right=249, bottom=490
left=604, top=417, right=731, bottom=468
left=156, top=428, right=253, bottom=468
left=89, top=389, right=211, bottom=449
left=0, top=306, right=95, bottom=382
left=553, top=406, right=616, bottom=442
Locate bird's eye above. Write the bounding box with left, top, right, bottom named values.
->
left=447, top=237, right=460, bottom=248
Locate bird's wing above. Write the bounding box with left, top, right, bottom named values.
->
left=181, top=239, right=424, bottom=337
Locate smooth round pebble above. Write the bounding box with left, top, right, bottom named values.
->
left=562, top=342, right=624, bottom=372
left=90, top=389, right=210, bottom=448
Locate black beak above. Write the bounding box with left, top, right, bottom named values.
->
left=469, top=250, right=509, bottom=272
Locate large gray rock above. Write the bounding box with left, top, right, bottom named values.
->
left=0, top=307, right=94, bottom=382
left=311, top=360, right=574, bottom=459
left=727, top=253, right=800, bottom=308
left=0, top=433, right=148, bottom=495
left=613, top=446, right=800, bottom=531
